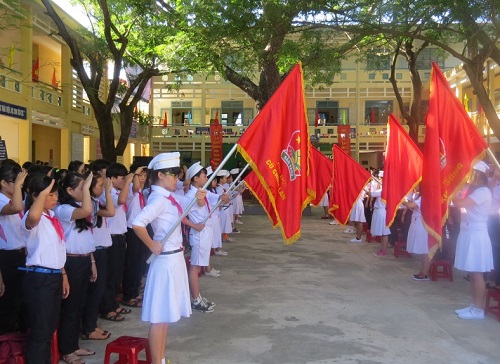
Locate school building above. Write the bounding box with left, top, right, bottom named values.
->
left=0, top=0, right=497, bottom=169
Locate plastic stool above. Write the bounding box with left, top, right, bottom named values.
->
left=429, top=260, right=453, bottom=281
left=393, top=242, right=411, bottom=258
left=104, top=336, right=152, bottom=364
left=485, top=289, right=500, bottom=321
left=51, top=330, right=59, bottom=364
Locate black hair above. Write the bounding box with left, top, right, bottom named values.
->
left=129, top=162, right=145, bottom=174
left=52, top=168, right=68, bottom=182
left=68, top=160, right=84, bottom=173
left=150, top=166, right=181, bottom=185
left=0, top=159, right=19, bottom=168
left=89, top=171, right=103, bottom=228
left=25, top=175, right=58, bottom=211
left=58, top=172, right=92, bottom=232
left=0, top=162, right=21, bottom=184
left=89, top=159, right=111, bottom=173
left=216, top=175, right=226, bottom=184
left=22, top=161, right=33, bottom=170
left=190, top=167, right=207, bottom=184
left=106, top=163, right=128, bottom=178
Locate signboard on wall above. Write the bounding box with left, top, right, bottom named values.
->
left=210, top=119, right=223, bottom=168
left=0, top=139, right=8, bottom=160
left=0, top=101, right=27, bottom=120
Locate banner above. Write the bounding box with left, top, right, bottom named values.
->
left=210, top=117, right=223, bottom=169
left=308, top=147, right=333, bottom=206
left=337, top=125, right=351, bottom=155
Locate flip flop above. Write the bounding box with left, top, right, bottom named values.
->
left=101, top=312, right=125, bottom=321
left=121, top=299, right=142, bottom=308
left=62, top=353, right=85, bottom=364
left=73, top=349, right=96, bottom=356
left=115, top=307, right=132, bottom=314
left=81, top=330, right=111, bottom=340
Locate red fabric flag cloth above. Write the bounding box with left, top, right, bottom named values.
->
left=315, top=110, right=320, bottom=127
left=236, top=63, right=313, bottom=244
left=163, top=111, right=168, bottom=128
left=370, top=108, right=376, bottom=124
left=308, top=147, right=333, bottom=206
left=51, top=68, right=57, bottom=88
left=329, top=144, right=371, bottom=225
left=32, top=58, right=39, bottom=82
left=244, top=171, right=278, bottom=226
left=382, top=114, right=423, bottom=227
left=421, top=62, right=487, bottom=256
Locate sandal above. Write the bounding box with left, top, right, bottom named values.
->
left=122, top=298, right=142, bottom=308
left=115, top=307, right=132, bottom=314
left=101, top=312, right=125, bottom=321
left=81, top=330, right=111, bottom=340
left=62, top=353, right=85, bottom=364
left=73, top=349, right=95, bottom=356
left=135, top=294, right=143, bottom=301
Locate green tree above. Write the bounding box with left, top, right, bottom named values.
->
left=41, top=0, right=173, bottom=162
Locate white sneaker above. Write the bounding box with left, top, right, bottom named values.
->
left=344, top=228, right=355, bottom=233
left=457, top=307, right=485, bottom=320
left=205, top=269, right=220, bottom=277
left=329, top=220, right=338, bottom=225
left=225, top=237, right=234, bottom=242
left=235, top=220, right=243, bottom=225
left=214, top=250, right=228, bottom=256
left=349, top=238, right=362, bottom=243
left=455, top=305, right=474, bottom=315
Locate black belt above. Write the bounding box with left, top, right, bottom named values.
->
left=18, top=266, right=62, bottom=274
left=159, top=248, right=183, bottom=255
left=0, top=248, right=26, bottom=254
left=95, top=246, right=108, bottom=250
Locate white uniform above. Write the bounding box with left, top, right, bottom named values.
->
left=319, top=191, right=329, bottom=208
left=216, top=184, right=232, bottom=234
left=91, top=197, right=112, bottom=248
left=100, top=187, right=127, bottom=235
left=132, top=185, right=192, bottom=324
left=350, top=192, right=366, bottom=223
left=454, top=187, right=494, bottom=272
left=126, top=184, right=146, bottom=228
left=406, top=195, right=428, bottom=254
left=0, top=192, right=24, bottom=249
left=209, top=190, right=222, bottom=249
left=53, top=204, right=95, bottom=254
left=370, top=190, right=390, bottom=236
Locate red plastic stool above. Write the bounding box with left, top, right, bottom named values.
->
left=429, top=260, right=453, bottom=281
left=104, top=336, right=152, bottom=364
left=393, top=242, right=411, bottom=258
left=485, top=289, right=500, bottom=321
left=51, top=330, right=59, bottom=364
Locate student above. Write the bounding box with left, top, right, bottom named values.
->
left=133, top=152, right=206, bottom=364
left=348, top=190, right=367, bottom=243
left=206, top=167, right=227, bottom=259
left=0, top=163, right=27, bottom=335
left=184, top=163, right=228, bottom=309
left=216, top=170, right=233, bottom=243
left=99, top=163, right=134, bottom=321
left=81, top=172, right=114, bottom=340
left=22, top=175, right=69, bottom=364
left=54, top=172, right=96, bottom=364
left=123, top=163, right=148, bottom=308
left=230, top=168, right=245, bottom=225
left=452, top=161, right=494, bottom=320
left=367, top=171, right=391, bottom=257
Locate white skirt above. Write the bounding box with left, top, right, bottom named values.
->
left=406, top=216, right=428, bottom=254
left=350, top=199, right=366, bottom=223
left=211, top=214, right=222, bottom=249
left=220, top=205, right=233, bottom=234
left=319, top=193, right=329, bottom=207
left=141, top=253, right=192, bottom=324
left=235, top=194, right=244, bottom=215
left=370, top=208, right=390, bottom=236
left=454, top=222, right=494, bottom=272
left=189, top=227, right=213, bottom=266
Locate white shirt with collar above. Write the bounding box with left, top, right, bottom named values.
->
left=53, top=203, right=95, bottom=254
left=126, top=184, right=145, bottom=228
left=100, top=186, right=127, bottom=234
left=0, top=192, right=24, bottom=250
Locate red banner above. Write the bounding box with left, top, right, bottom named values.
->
left=382, top=114, right=423, bottom=226
left=236, top=63, right=313, bottom=244
left=245, top=171, right=278, bottom=226
left=337, top=125, right=351, bottom=156
left=210, top=120, right=223, bottom=169
left=421, top=63, right=487, bottom=256
left=308, top=148, right=333, bottom=206
left=329, top=145, right=371, bottom=225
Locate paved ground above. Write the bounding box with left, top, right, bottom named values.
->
left=82, top=207, right=500, bottom=364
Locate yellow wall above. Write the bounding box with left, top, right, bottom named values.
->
left=32, top=124, right=61, bottom=166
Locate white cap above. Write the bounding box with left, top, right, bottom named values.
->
left=473, top=161, right=489, bottom=173
left=206, top=166, right=213, bottom=176
left=186, top=162, right=204, bottom=180
left=148, top=152, right=180, bottom=170
left=378, top=170, right=384, bottom=177
left=230, top=168, right=239, bottom=175
left=217, top=169, right=230, bottom=177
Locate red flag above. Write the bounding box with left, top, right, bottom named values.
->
left=245, top=171, right=278, bottom=226
left=308, top=148, right=333, bottom=206
left=236, top=63, right=313, bottom=244
left=51, top=68, right=57, bottom=88
left=315, top=110, right=319, bottom=127
left=421, top=63, right=487, bottom=256
left=32, top=58, right=39, bottom=82
left=382, top=114, right=423, bottom=226
left=162, top=111, right=168, bottom=128
left=215, top=110, right=219, bottom=124
left=370, top=108, right=376, bottom=124
left=329, top=145, right=371, bottom=225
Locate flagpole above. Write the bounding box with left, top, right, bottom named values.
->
left=202, top=164, right=249, bottom=223
left=146, top=143, right=239, bottom=264
left=487, top=148, right=500, bottom=169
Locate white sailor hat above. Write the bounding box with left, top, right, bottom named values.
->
left=186, top=162, right=204, bottom=180
left=216, top=169, right=230, bottom=177
left=473, top=161, right=489, bottom=173
left=148, top=152, right=180, bottom=170
left=230, top=168, right=239, bottom=175
left=378, top=170, right=384, bottom=177
left=206, top=166, right=213, bottom=176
